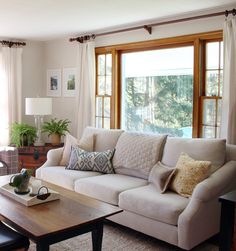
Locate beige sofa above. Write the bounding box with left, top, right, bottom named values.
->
left=36, top=127, right=236, bottom=250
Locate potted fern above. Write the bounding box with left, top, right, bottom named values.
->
left=42, top=118, right=70, bottom=145
left=10, top=123, right=37, bottom=147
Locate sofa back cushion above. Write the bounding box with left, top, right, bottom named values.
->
left=59, top=133, right=94, bottom=166
left=161, top=137, right=226, bottom=173
left=81, top=127, right=124, bottom=152
left=226, top=144, right=236, bottom=161
left=113, top=132, right=167, bottom=179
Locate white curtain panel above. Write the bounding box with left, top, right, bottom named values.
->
left=220, top=17, right=236, bottom=144
left=0, top=46, right=23, bottom=146
left=76, top=41, right=95, bottom=138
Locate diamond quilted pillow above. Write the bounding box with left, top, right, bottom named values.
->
left=113, top=132, right=168, bottom=179
left=66, top=146, right=115, bottom=174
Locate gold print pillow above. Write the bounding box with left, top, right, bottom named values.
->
left=170, top=152, right=211, bottom=197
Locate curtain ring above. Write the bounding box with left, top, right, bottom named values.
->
left=232, top=9, right=236, bottom=16
left=225, top=10, right=229, bottom=17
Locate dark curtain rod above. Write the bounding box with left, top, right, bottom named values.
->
left=70, top=8, right=236, bottom=43
left=0, top=40, right=26, bottom=48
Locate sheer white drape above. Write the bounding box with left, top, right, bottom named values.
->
left=0, top=46, right=23, bottom=146
left=220, top=17, right=236, bottom=144
left=76, top=41, right=95, bottom=138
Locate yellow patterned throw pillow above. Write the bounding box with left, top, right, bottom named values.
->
left=170, top=153, right=211, bottom=197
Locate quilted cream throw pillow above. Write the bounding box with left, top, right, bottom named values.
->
left=170, top=152, right=211, bottom=197
left=59, top=133, right=94, bottom=166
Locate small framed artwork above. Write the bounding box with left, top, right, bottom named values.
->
left=63, top=68, right=77, bottom=97
left=47, top=69, right=61, bottom=97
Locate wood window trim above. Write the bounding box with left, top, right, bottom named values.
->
left=95, top=30, right=223, bottom=135
left=95, top=30, right=222, bottom=53
left=199, top=39, right=223, bottom=137
left=95, top=53, right=112, bottom=128
left=199, top=96, right=222, bottom=138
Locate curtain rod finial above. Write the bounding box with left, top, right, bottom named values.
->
left=144, top=25, right=152, bottom=35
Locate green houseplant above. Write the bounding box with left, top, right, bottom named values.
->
left=10, top=122, right=37, bottom=147
left=42, top=118, right=70, bottom=145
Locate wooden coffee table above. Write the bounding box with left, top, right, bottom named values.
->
left=0, top=175, right=122, bottom=251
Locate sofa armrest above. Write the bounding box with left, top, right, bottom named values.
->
left=177, top=161, right=236, bottom=250
left=178, top=197, right=220, bottom=250
left=35, top=147, right=63, bottom=179
left=192, top=161, right=236, bottom=202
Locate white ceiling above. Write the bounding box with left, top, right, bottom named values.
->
left=0, top=0, right=235, bottom=41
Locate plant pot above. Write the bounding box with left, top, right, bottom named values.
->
left=20, top=134, right=28, bottom=146
left=50, top=133, right=61, bottom=146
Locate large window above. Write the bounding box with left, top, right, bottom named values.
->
left=121, top=47, right=193, bottom=137
left=95, top=53, right=112, bottom=129
left=200, top=41, right=223, bottom=138
left=95, top=31, right=223, bottom=138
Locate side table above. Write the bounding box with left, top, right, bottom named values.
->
left=219, top=190, right=236, bottom=251
left=18, top=144, right=63, bottom=176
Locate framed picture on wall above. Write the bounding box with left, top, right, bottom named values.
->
left=63, top=68, right=77, bottom=97
left=47, top=69, right=61, bottom=97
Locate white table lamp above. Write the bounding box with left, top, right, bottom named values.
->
left=25, top=98, right=52, bottom=146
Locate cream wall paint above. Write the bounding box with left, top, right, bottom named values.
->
left=42, top=15, right=225, bottom=137
left=22, top=41, right=44, bottom=125
left=0, top=40, right=44, bottom=126
left=44, top=39, right=78, bottom=136
left=95, top=16, right=224, bottom=47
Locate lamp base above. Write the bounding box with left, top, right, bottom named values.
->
left=34, top=115, right=45, bottom=147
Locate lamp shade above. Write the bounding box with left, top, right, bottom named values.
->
left=25, top=98, right=52, bottom=115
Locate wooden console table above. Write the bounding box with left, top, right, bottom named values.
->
left=18, top=144, right=63, bottom=175
left=219, top=190, right=236, bottom=251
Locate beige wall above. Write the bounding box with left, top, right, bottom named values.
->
left=44, top=39, right=78, bottom=136
left=41, top=14, right=225, bottom=137
left=21, top=5, right=230, bottom=138
left=0, top=40, right=44, bottom=126
left=22, top=41, right=45, bottom=126
left=94, top=16, right=224, bottom=47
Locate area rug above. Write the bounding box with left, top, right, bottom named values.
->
left=28, top=222, right=218, bottom=251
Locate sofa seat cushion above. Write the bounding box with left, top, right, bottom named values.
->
left=40, top=166, right=102, bottom=190
left=113, top=132, right=167, bottom=179
left=74, top=174, right=148, bottom=205
left=119, top=184, right=189, bottom=226
left=161, top=137, right=226, bottom=173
